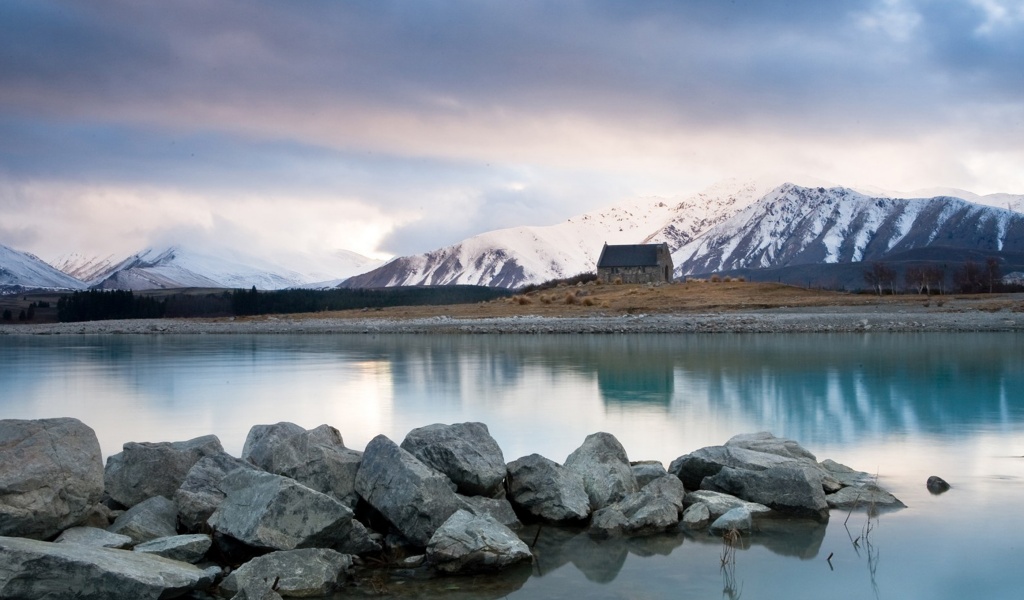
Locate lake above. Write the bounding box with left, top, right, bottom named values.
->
left=2, top=333, right=1023, bottom=599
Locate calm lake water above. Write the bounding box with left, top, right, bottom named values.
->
left=2, top=333, right=1023, bottom=599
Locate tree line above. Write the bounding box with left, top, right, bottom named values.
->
left=863, top=258, right=1017, bottom=295
left=51, top=286, right=512, bottom=322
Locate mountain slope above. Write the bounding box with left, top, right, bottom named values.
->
left=673, top=184, right=1024, bottom=275
left=90, top=246, right=310, bottom=290
left=341, top=179, right=776, bottom=289
left=1, top=244, right=87, bottom=290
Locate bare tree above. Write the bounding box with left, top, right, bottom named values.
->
left=985, top=258, right=1001, bottom=293
left=863, top=262, right=896, bottom=295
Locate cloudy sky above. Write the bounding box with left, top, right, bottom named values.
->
left=2, top=0, right=1022, bottom=268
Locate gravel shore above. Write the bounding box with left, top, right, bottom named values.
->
left=3, top=303, right=1021, bottom=335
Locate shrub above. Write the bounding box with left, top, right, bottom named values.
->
left=737, top=276, right=746, bottom=282
left=564, top=292, right=578, bottom=305
left=613, top=277, right=623, bottom=285
left=514, top=295, right=533, bottom=305
left=582, top=297, right=595, bottom=306
left=540, top=295, right=552, bottom=304
left=710, top=274, right=722, bottom=283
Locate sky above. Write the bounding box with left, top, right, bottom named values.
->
left=2, top=0, right=1023, bottom=269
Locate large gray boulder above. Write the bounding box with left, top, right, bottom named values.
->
left=208, top=469, right=353, bottom=551
left=55, top=526, right=133, bottom=549
left=426, top=510, right=532, bottom=573
left=725, top=432, right=818, bottom=461
left=354, top=434, right=464, bottom=547
left=107, top=495, right=179, bottom=544
left=105, top=435, right=224, bottom=508
left=242, top=423, right=362, bottom=507
left=175, top=453, right=259, bottom=531
left=0, top=535, right=217, bottom=600
left=218, top=548, right=352, bottom=598
left=702, top=465, right=830, bottom=522
left=400, top=422, right=507, bottom=497
left=681, top=502, right=711, bottom=529
left=669, top=444, right=798, bottom=490
left=564, top=432, right=638, bottom=510
left=0, top=418, right=104, bottom=539
left=506, top=454, right=590, bottom=523
left=589, top=475, right=685, bottom=537
left=133, top=534, right=211, bottom=564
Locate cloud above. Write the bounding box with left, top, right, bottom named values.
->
left=0, top=0, right=1022, bottom=264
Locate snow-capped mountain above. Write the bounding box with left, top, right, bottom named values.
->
left=341, top=180, right=768, bottom=289
left=672, top=184, right=1024, bottom=275
left=343, top=179, right=1024, bottom=289
left=0, top=244, right=87, bottom=290
left=89, top=246, right=311, bottom=290
left=48, top=252, right=120, bottom=283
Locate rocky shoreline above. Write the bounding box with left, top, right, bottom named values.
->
left=1, top=301, right=1022, bottom=336
left=1, top=418, right=903, bottom=600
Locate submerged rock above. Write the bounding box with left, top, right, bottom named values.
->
left=709, top=506, right=753, bottom=534
left=0, top=418, right=104, bottom=540
left=105, top=435, right=224, bottom=509
left=0, top=535, right=217, bottom=600
left=684, top=489, right=773, bottom=519
left=426, top=510, right=532, bottom=573
left=565, top=432, right=638, bottom=510
left=681, top=502, right=711, bottom=529
left=826, top=483, right=906, bottom=510
left=354, top=434, right=464, bottom=547
left=218, top=548, right=352, bottom=598
left=401, top=422, right=507, bottom=497
left=926, top=475, right=951, bottom=495
left=506, top=453, right=590, bottom=523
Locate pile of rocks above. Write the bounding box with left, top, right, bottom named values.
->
left=0, top=418, right=903, bottom=599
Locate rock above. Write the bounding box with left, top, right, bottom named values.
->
left=702, top=465, right=830, bottom=522
left=175, top=453, right=259, bottom=531
left=242, top=423, right=362, bottom=507
left=564, top=432, right=638, bottom=510
left=354, top=434, right=464, bottom=547
left=218, top=548, right=352, bottom=598
left=107, top=495, right=179, bottom=544
left=55, top=526, right=133, bottom=549
left=669, top=444, right=799, bottom=490
left=630, top=460, right=668, bottom=489
left=0, top=418, right=104, bottom=539
left=334, top=519, right=382, bottom=556
left=506, top=453, right=590, bottom=523
left=681, top=502, right=710, bottom=529
left=0, top=535, right=217, bottom=600
left=709, top=507, right=753, bottom=534
left=401, top=422, right=507, bottom=497
left=230, top=580, right=284, bottom=600
left=80, top=502, right=119, bottom=528
left=725, top=432, right=817, bottom=461
left=133, top=534, right=212, bottom=564
left=105, top=435, right=224, bottom=508
left=589, top=475, right=685, bottom=537
left=460, top=494, right=522, bottom=529
left=826, top=484, right=906, bottom=510
left=684, top=490, right=773, bottom=519
left=926, top=475, right=951, bottom=494
left=208, top=469, right=353, bottom=551
left=426, top=510, right=532, bottom=573
left=819, top=459, right=874, bottom=487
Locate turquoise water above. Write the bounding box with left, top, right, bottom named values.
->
left=2, top=333, right=1023, bottom=598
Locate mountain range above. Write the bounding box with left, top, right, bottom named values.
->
left=2, top=178, right=1023, bottom=292
left=343, top=180, right=1024, bottom=289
